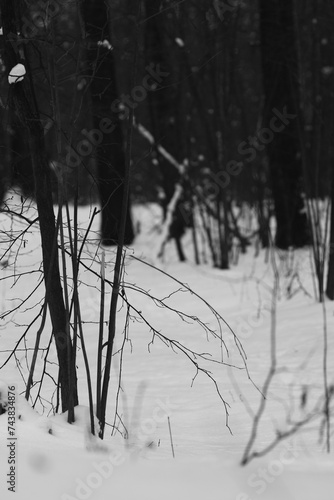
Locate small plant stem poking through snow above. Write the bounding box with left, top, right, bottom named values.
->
left=168, top=416, right=175, bottom=458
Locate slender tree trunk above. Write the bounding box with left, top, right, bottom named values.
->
left=324, top=0, right=334, bottom=299
left=326, top=167, right=334, bottom=299
left=259, top=0, right=310, bottom=249
left=96, top=0, right=141, bottom=439
left=0, top=0, right=78, bottom=415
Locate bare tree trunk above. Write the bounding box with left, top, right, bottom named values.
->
left=326, top=167, right=334, bottom=299
left=95, top=0, right=140, bottom=439
left=259, top=0, right=310, bottom=249
left=0, top=0, right=78, bottom=415
left=83, top=0, right=134, bottom=246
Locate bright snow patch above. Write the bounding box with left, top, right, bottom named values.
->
left=97, top=39, right=113, bottom=51
left=0, top=381, right=8, bottom=414
left=8, top=63, right=26, bottom=84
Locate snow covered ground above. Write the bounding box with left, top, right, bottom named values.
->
left=0, top=198, right=333, bottom=499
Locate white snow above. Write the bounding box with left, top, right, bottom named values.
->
left=97, top=39, right=113, bottom=51
left=8, top=63, right=26, bottom=84
left=0, top=198, right=333, bottom=499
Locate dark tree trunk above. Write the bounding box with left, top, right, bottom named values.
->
left=259, top=0, right=310, bottom=249
left=324, top=1, right=334, bottom=299
left=11, top=120, right=35, bottom=197
left=83, top=0, right=134, bottom=246
left=326, top=165, right=334, bottom=299
left=0, top=0, right=78, bottom=415
left=0, top=110, right=10, bottom=206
